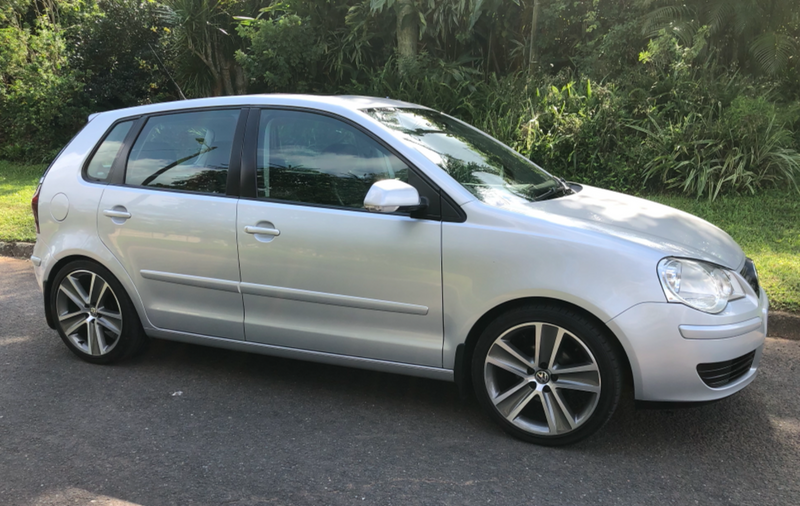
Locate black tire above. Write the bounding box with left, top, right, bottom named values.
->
left=471, top=304, right=623, bottom=446
left=49, top=260, right=147, bottom=364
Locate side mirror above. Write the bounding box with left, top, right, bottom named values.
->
left=363, top=179, right=427, bottom=214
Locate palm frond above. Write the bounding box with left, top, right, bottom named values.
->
left=702, top=0, right=734, bottom=37
left=641, top=5, right=693, bottom=38
left=749, top=31, right=796, bottom=75
left=730, top=0, right=766, bottom=36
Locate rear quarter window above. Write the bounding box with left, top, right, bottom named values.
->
left=84, top=121, right=134, bottom=181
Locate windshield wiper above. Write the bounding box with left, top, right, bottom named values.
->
left=535, top=178, right=573, bottom=202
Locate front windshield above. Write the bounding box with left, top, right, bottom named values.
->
left=363, top=107, right=563, bottom=206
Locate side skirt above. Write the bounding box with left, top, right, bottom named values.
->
left=146, top=328, right=455, bottom=382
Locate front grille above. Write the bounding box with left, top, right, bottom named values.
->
left=740, top=258, right=760, bottom=295
left=697, top=351, right=756, bottom=388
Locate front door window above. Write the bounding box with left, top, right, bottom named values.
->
left=256, top=110, right=410, bottom=208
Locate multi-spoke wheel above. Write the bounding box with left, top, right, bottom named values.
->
left=50, top=261, right=146, bottom=364
left=472, top=305, right=623, bottom=446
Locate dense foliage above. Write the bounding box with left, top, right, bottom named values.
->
left=1, top=0, right=799, bottom=197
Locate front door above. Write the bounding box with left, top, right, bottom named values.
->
left=236, top=109, right=443, bottom=366
left=97, top=108, right=245, bottom=339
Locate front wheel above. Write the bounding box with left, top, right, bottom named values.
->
left=472, top=304, right=623, bottom=446
left=50, top=260, right=146, bottom=364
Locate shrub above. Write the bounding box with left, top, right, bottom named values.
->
left=236, top=13, right=323, bottom=93
left=0, top=20, right=89, bottom=162
left=627, top=32, right=800, bottom=198
left=508, top=77, right=643, bottom=192
left=636, top=104, right=800, bottom=199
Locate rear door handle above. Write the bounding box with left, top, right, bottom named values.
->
left=244, top=225, right=280, bottom=237
left=103, top=209, right=131, bottom=219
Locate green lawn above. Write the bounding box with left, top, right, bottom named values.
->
left=0, top=161, right=44, bottom=243
left=1, top=160, right=798, bottom=312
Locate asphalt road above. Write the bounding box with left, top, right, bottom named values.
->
left=1, top=257, right=799, bottom=506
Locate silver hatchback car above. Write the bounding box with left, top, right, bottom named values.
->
left=31, top=95, right=768, bottom=445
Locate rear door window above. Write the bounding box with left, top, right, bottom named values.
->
left=125, top=109, right=239, bottom=194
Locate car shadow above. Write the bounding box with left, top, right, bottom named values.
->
left=125, top=337, right=785, bottom=456
left=129, top=337, right=478, bottom=412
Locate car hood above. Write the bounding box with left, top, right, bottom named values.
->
left=519, top=185, right=744, bottom=269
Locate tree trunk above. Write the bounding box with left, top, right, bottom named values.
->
left=233, top=64, right=247, bottom=95
left=528, top=0, right=540, bottom=72
left=396, top=0, right=418, bottom=61
left=198, top=37, right=224, bottom=96
left=221, top=69, right=234, bottom=96
left=215, top=43, right=235, bottom=96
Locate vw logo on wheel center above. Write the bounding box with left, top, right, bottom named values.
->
left=534, top=370, right=551, bottom=384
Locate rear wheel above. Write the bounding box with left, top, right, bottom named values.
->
left=50, top=260, right=146, bottom=364
left=472, top=304, right=623, bottom=446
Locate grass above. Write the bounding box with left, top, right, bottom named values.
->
left=1, top=160, right=797, bottom=312
left=648, top=191, right=800, bottom=313
left=0, top=161, right=44, bottom=243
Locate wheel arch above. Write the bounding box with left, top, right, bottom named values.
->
left=43, top=253, right=148, bottom=331
left=454, top=296, right=634, bottom=398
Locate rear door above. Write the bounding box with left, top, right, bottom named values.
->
left=236, top=108, right=444, bottom=366
left=97, top=108, right=247, bottom=339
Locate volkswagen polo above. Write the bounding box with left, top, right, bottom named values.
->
left=31, top=95, right=768, bottom=445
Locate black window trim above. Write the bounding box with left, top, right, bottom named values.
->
left=226, top=108, right=249, bottom=197
left=80, top=103, right=467, bottom=222
left=81, top=116, right=142, bottom=185
left=106, top=116, right=146, bottom=186
left=239, top=105, right=467, bottom=223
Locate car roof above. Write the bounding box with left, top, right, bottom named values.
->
left=90, top=94, right=429, bottom=123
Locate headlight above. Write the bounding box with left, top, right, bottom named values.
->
left=657, top=258, right=737, bottom=314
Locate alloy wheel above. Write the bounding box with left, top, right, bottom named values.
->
left=483, top=322, right=601, bottom=436
left=55, top=270, right=123, bottom=356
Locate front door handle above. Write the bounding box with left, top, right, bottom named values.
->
left=103, top=208, right=131, bottom=220
left=244, top=225, right=280, bottom=237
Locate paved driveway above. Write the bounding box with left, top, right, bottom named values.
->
left=1, top=257, right=798, bottom=506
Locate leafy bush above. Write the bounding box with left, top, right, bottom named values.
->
left=72, top=0, right=168, bottom=111
left=0, top=1, right=168, bottom=162
left=637, top=107, right=800, bottom=199
left=625, top=31, right=800, bottom=198
left=236, top=11, right=323, bottom=93
left=507, top=78, right=643, bottom=192
left=0, top=20, right=89, bottom=162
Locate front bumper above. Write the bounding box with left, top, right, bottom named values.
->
left=607, top=288, right=768, bottom=402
